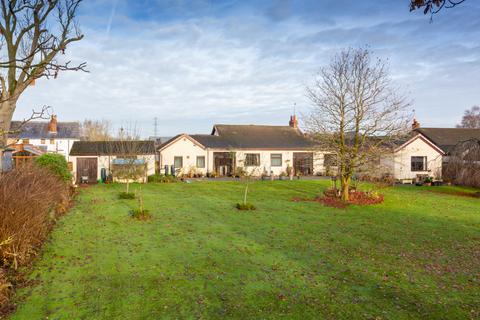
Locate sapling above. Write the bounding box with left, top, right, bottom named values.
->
left=236, top=154, right=260, bottom=210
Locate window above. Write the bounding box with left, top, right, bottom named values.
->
left=411, top=156, right=427, bottom=172
left=174, top=156, right=183, bottom=168
left=271, top=153, right=282, bottom=167
left=50, top=139, right=55, bottom=145
left=196, top=156, right=205, bottom=168
left=22, top=139, right=29, bottom=144
left=245, top=153, right=260, bottom=166
left=41, top=139, right=46, bottom=144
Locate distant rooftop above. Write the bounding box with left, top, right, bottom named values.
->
left=9, top=120, right=80, bottom=139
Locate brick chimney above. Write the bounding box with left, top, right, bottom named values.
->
left=411, top=118, right=420, bottom=130
left=48, top=115, right=58, bottom=133
left=289, top=115, right=298, bottom=128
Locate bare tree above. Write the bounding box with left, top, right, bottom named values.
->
left=444, top=138, right=480, bottom=187
left=0, top=0, right=86, bottom=148
left=306, top=48, right=410, bottom=201
left=457, top=105, right=480, bottom=129
left=109, top=126, right=150, bottom=194
left=0, top=104, right=50, bottom=147
left=80, top=119, right=112, bottom=141
left=410, top=0, right=466, bottom=16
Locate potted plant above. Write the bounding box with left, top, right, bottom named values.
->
left=279, top=171, right=287, bottom=180
left=262, top=168, right=270, bottom=180
left=424, top=176, right=433, bottom=186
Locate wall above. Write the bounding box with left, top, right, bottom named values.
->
left=231, top=150, right=325, bottom=176
left=159, top=136, right=208, bottom=175
left=70, top=154, right=156, bottom=183
left=159, top=136, right=328, bottom=177
left=392, top=137, right=443, bottom=180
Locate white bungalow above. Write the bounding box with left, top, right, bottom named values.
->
left=387, top=120, right=480, bottom=182
left=158, top=116, right=330, bottom=177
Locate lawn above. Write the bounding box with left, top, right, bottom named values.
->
left=10, top=180, right=480, bottom=319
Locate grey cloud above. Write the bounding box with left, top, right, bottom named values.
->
left=15, top=1, right=480, bottom=136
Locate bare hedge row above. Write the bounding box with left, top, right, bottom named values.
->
left=0, top=164, right=73, bottom=314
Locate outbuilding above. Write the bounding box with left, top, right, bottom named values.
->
left=69, top=140, right=156, bottom=184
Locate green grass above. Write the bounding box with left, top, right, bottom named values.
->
left=10, top=181, right=480, bottom=319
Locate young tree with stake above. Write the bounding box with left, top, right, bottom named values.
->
left=306, top=48, right=410, bottom=201
left=236, top=152, right=260, bottom=210
left=109, top=126, right=149, bottom=195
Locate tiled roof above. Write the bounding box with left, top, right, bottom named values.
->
left=188, top=125, right=316, bottom=149
left=70, top=141, right=156, bottom=156
left=415, top=128, right=480, bottom=153
left=9, top=121, right=80, bottom=139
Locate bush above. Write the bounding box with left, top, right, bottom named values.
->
left=0, top=164, right=72, bottom=312
left=148, top=174, right=178, bottom=183
left=34, top=153, right=72, bottom=183
left=365, top=189, right=381, bottom=200
left=236, top=203, right=256, bottom=211
left=0, top=270, right=11, bottom=315
left=0, top=164, right=71, bottom=269
left=129, top=209, right=152, bottom=220
left=119, top=192, right=135, bottom=199
left=424, top=176, right=434, bottom=184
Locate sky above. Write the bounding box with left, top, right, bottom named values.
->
left=16, top=0, right=480, bottom=137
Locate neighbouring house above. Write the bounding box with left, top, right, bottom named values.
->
left=158, top=116, right=330, bottom=177
left=8, top=115, right=80, bottom=163
left=149, top=136, right=173, bottom=172
left=9, top=144, right=47, bottom=167
left=69, top=140, right=156, bottom=184
left=387, top=120, right=480, bottom=182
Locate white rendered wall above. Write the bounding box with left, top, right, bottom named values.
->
left=393, top=138, right=443, bottom=180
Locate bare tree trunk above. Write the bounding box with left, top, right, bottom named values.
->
left=0, top=100, right=15, bottom=148
left=341, top=175, right=350, bottom=202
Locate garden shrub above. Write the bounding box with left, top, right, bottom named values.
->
left=119, top=192, right=135, bottom=199
left=148, top=174, right=178, bottom=183
left=34, top=153, right=72, bottom=183
left=236, top=203, right=256, bottom=211
left=129, top=209, right=152, bottom=220
left=0, top=164, right=72, bottom=312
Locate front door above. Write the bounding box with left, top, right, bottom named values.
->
left=293, top=152, right=313, bottom=176
left=213, top=152, right=235, bottom=176
left=76, top=158, right=98, bottom=184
